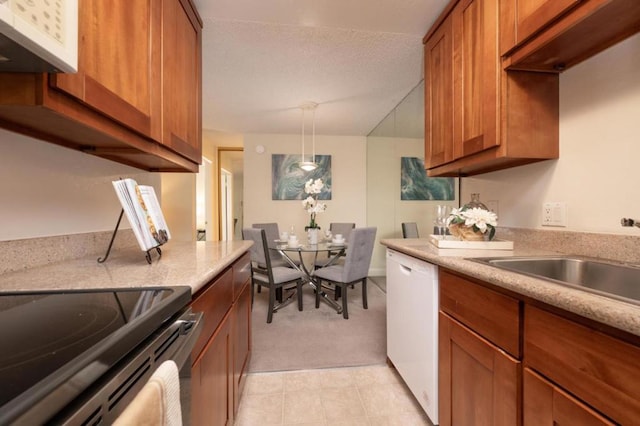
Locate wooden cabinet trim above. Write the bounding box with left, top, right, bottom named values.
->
left=504, top=0, right=640, bottom=72
left=524, top=368, right=615, bottom=425
left=514, top=0, right=582, bottom=48
left=232, top=252, right=252, bottom=300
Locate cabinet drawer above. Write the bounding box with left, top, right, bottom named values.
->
left=233, top=252, right=251, bottom=300
left=191, top=267, right=234, bottom=360
left=524, top=305, right=640, bottom=424
left=440, top=269, right=521, bottom=358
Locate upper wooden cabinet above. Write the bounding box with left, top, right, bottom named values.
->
left=424, top=0, right=559, bottom=176
left=51, top=1, right=163, bottom=141
left=0, top=0, right=202, bottom=172
left=162, top=0, right=202, bottom=164
left=503, top=0, right=640, bottom=72
left=424, top=14, right=454, bottom=169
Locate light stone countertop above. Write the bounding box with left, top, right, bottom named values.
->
left=0, top=241, right=253, bottom=295
left=381, top=238, right=640, bottom=338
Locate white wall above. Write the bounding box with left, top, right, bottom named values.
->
left=0, top=129, right=158, bottom=241
left=465, top=33, right=640, bottom=235
left=243, top=134, right=367, bottom=236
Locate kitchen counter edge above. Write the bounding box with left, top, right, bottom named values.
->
left=381, top=238, right=640, bottom=337
left=0, top=241, right=253, bottom=296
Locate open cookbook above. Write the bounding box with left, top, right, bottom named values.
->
left=112, top=179, right=171, bottom=252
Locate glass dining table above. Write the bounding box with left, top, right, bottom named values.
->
left=270, top=240, right=347, bottom=314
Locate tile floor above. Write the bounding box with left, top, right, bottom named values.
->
left=234, top=364, right=434, bottom=426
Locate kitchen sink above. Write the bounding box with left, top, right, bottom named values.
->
left=470, top=256, right=640, bottom=306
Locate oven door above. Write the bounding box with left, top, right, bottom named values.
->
left=47, top=308, right=203, bottom=425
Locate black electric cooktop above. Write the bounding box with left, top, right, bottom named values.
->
left=0, top=286, right=191, bottom=423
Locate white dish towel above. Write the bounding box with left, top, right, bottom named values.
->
left=114, top=360, right=182, bottom=426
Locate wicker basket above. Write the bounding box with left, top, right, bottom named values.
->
left=448, top=223, right=485, bottom=241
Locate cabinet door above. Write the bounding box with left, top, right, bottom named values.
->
left=439, top=312, right=520, bottom=426
left=424, top=15, right=454, bottom=169
left=452, top=0, right=499, bottom=159
left=51, top=0, right=162, bottom=140
left=162, top=0, right=202, bottom=163
left=191, top=311, right=234, bottom=426
left=523, top=368, right=615, bottom=425
left=233, top=281, right=252, bottom=415
left=514, top=0, right=581, bottom=46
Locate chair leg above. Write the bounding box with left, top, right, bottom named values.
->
left=362, top=278, right=368, bottom=310
left=267, top=286, right=276, bottom=323
left=276, top=287, right=283, bottom=303
left=335, top=285, right=341, bottom=301
left=341, top=284, right=349, bottom=319
left=315, top=279, right=321, bottom=308
left=297, top=280, right=303, bottom=311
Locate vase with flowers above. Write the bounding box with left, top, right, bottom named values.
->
left=302, top=178, right=327, bottom=243
left=446, top=195, right=498, bottom=241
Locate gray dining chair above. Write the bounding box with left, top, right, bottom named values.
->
left=242, top=228, right=304, bottom=323
left=252, top=222, right=300, bottom=302
left=253, top=222, right=299, bottom=267
left=314, top=222, right=355, bottom=269
left=313, top=227, right=377, bottom=319
left=402, top=222, right=419, bottom=238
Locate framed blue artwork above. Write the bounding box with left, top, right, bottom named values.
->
left=272, top=154, right=332, bottom=200
left=401, top=157, right=454, bottom=200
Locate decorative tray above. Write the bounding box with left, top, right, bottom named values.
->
left=429, top=235, right=514, bottom=250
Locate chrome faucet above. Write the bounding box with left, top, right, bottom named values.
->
left=621, top=218, right=640, bottom=228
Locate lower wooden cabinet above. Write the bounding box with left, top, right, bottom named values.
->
left=523, top=368, right=615, bottom=425
left=439, top=267, right=640, bottom=425
left=191, top=311, right=233, bottom=426
left=232, top=281, right=251, bottom=414
left=190, top=253, right=252, bottom=425
left=524, top=305, right=640, bottom=424
left=439, top=311, right=520, bottom=426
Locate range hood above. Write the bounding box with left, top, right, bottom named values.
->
left=0, top=0, right=77, bottom=73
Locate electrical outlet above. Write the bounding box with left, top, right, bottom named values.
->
left=542, top=202, right=568, bottom=227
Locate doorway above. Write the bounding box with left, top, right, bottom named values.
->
left=218, top=148, right=244, bottom=241
left=196, top=156, right=213, bottom=241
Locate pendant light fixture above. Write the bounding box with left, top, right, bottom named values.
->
left=299, top=102, right=318, bottom=171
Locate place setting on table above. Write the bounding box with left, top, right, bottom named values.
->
left=273, top=229, right=346, bottom=250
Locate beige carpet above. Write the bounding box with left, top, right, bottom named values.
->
left=248, top=278, right=387, bottom=372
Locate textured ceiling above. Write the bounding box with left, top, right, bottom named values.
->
left=193, top=0, right=449, bottom=136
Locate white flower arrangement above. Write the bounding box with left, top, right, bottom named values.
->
left=446, top=206, right=498, bottom=240
left=302, top=179, right=326, bottom=229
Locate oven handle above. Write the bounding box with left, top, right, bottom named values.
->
left=170, top=309, right=204, bottom=370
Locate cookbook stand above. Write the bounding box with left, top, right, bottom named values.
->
left=97, top=209, right=163, bottom=264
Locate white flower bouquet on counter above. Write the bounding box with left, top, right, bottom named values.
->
left=446, top=206, right=498, bottom=241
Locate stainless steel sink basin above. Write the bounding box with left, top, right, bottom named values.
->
left=470, top=256, right=640, bottom=305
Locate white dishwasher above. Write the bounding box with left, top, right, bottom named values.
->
left=386, top=249, right=438, bottom=424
